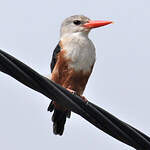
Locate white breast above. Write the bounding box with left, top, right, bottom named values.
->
left=61, top=33, right=96, bottom=72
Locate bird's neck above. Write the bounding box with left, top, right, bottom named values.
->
left=60, top=32, right=90, bottom=49
left=60, top=32, right=96, bottom=73
left=60, top=32, right=89, bottom=41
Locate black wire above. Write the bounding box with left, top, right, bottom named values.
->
left=50, top=80, right=149, bottom=149
left=0, top=49, right=150, bottom=150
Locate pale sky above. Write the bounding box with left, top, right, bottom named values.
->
left=0, top=0, right=150, bottom=149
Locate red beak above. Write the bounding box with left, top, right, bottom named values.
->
left=83, top=20, right=113, bottom=29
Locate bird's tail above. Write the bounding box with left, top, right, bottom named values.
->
left=48, top=101, right=71, bottom=136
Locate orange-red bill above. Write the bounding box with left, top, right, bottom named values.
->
left=83, top=20, right=113, bottom=29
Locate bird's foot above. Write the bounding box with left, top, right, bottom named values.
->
left=66, top=88, right=88, bottom=103
left=66, top=88, right=76, bottom=95
left=80, top=95, right=88, bottom=103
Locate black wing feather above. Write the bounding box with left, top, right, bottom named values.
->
left=50, top=43, right=61, bottom=72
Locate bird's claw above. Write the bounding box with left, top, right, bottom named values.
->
left=66, top=88, right=76, bottom=95
left=80, top=95, right=88, bottom=103
left=66, top=88, right=88, bottom=103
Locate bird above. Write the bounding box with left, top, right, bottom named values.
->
left=47, top=15, right=112, bottom=135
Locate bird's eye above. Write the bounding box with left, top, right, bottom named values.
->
left=73, top=20, right=81, bottom=25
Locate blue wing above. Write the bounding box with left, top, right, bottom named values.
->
left=50, top=43, right=61, bottom=72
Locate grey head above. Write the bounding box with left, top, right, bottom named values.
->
left=60, top=15, right=91, bottom=37
left=60, top=15, right=113, bottom=38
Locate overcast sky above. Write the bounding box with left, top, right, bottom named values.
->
left=0, top=0, right=150, bottom=149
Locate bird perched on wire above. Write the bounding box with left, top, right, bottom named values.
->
left=47, top=15, right=112, bottom=135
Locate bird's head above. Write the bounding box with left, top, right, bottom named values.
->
left=60, top=15, right=112, bottom=38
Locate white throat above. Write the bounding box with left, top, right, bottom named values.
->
left=61, top=32, right=96, bottom=72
